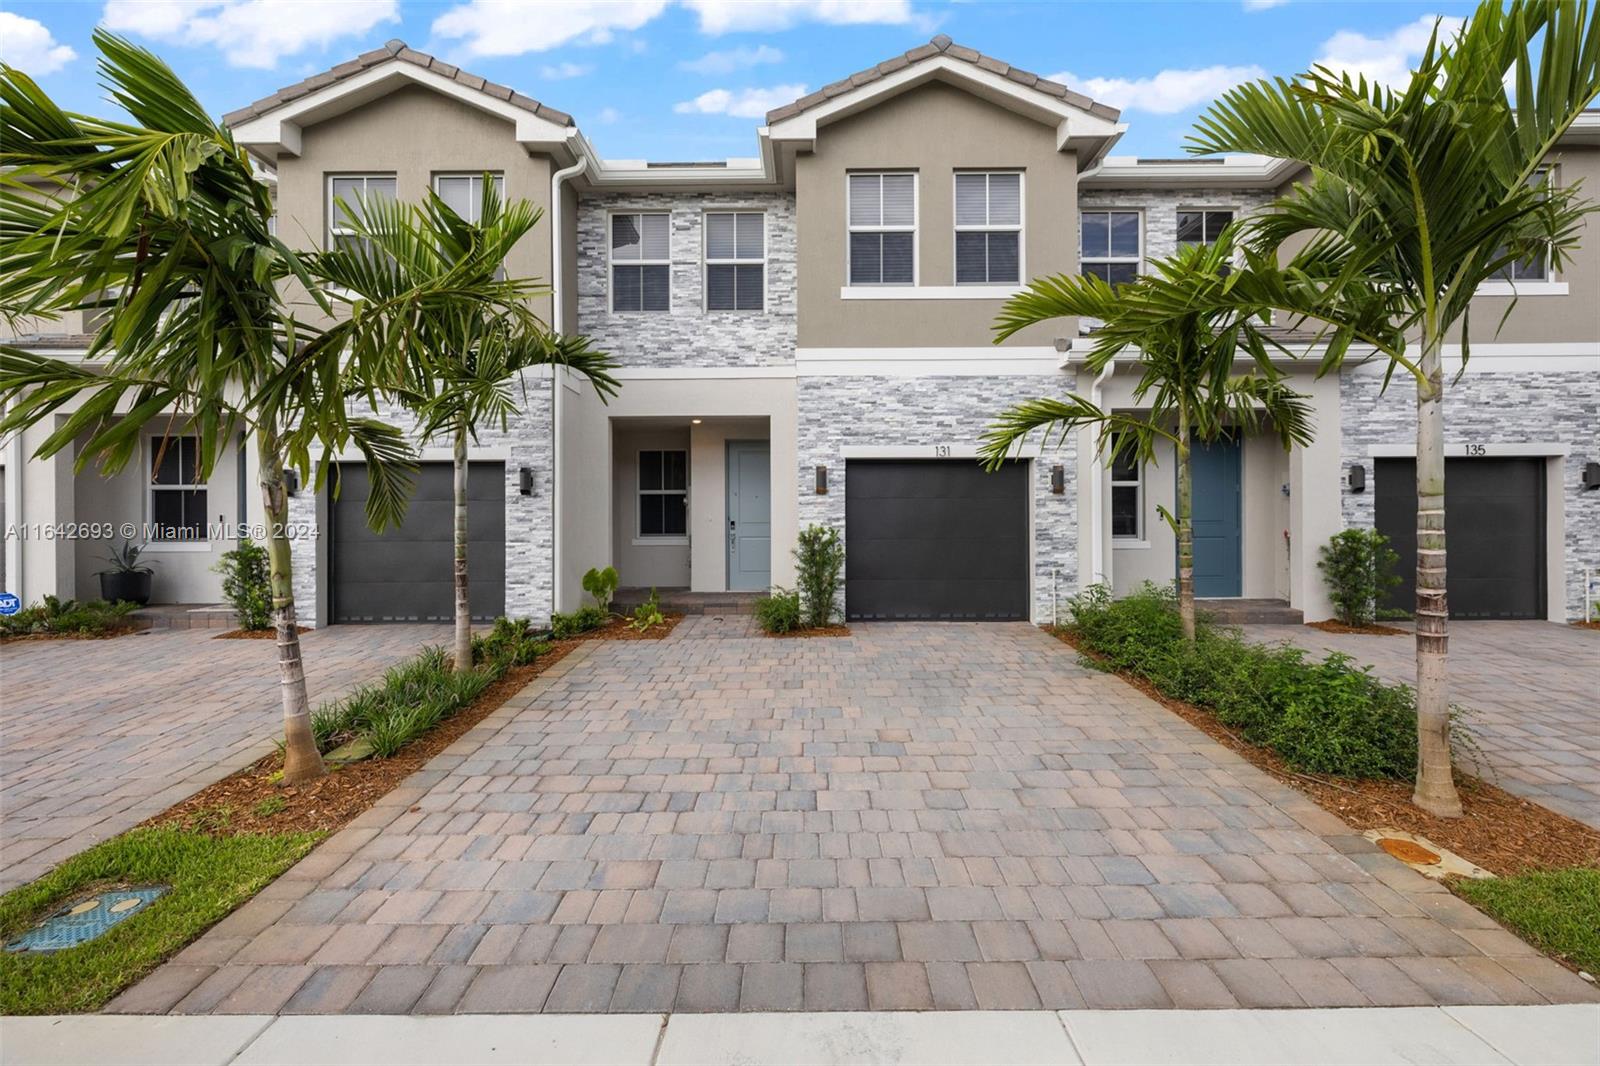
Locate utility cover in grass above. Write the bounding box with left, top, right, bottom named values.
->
left=4, top=887, right=167, bottom=953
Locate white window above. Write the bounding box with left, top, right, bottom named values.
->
left=848, top=172, right=916, bottom=285
left=434, top=172, right=504, bottom=223
left=612, top=212, right=670, bottom=312
left=704, top=211, right=764, bottom=311
left=955, top=172, right=1022, bottom=284
left=1081, top=210, right=1141, bottom=286
left=148, top=436, right=207, bottom=542
left=1109, top=435, right=1142, bottom=540
left=327, top=174, right=396, bottom=256
left=638, top=450, right=687, bottom=538
left=1176, top=209, right=1233, bottom=247
left=1493, top=169, right=1551, bottom=282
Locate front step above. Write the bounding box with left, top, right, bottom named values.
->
left=613, top=588, right=765, bottom=616
left=1196, top=598, right=1304, bottom=625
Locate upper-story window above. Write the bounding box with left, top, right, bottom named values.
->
left=327, top=174, right=396, bottom=257
left=148, top=435, right=207, bottom=542
left=848, top=172, right=916, bottom=285
left=955, top=172, right=1022, bottom=285
left=1493, top=169, right=1551, bottom=282
left=612, top=212, right=670, bottom=312
left=1081, top=211, right=1141, bottom=285
left=1176, top=209, right=1233, bottom=247
left=435, top=172, right=504, bottom=223
left=704, top=211, right=764, bottom=311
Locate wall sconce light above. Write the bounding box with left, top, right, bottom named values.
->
left=283, top=470, right=298, bottom=497
left=1050, top=464, right=1065, bottom=495
left=519, top=467, right=535, bottom=496
left=1583, top=461, right=1600, bottom=490
left=815, top=465, right=828, bottom=495
left=1347, top=464, right=1366, bottom=493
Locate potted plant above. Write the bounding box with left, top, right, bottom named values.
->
left=98, top=540, right=154, bottom=605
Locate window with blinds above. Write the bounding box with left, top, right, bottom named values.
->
left=848, top=172, right=916, bottom=285
left=704, top=211, right=764, bottom=311
left=327, top=174, right=396, bottom=260
left=1081, top=210, right=1141, bottom=286
left=955, top=172, right=1021, bottom=285
left=435, top=173, right=504, bottom=223
left=612, top=212, right=671, bottom=312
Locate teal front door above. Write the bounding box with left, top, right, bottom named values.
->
left=726, top=441, right=771, bottom=591
left=1187, top=435, right=1242, bottom=597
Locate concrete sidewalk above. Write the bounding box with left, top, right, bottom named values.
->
left=4, top=1006, right=1597, bottom=1064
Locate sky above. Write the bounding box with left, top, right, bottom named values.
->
left=1, top=0, right=1478, bottom=163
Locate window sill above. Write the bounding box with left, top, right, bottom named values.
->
left=142, top=541, right=214, bottom=554
left=838, top=285, right=1022, bottom=301
left=1476, top=281, right=1568, bottom=297
left=1111, top=539, right=1151, bottom=550
left=632, top=537, right=689, bottom=547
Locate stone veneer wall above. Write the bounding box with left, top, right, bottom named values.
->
left=796, top=372, right=1080, bottom=621
left=288, top=374, right=556, bottom=624
left=1339, top=367, right=1598, bottom=620
left=576, top=191, right=797, bottom=367
left=1077, top=186, right=1278, bottom=264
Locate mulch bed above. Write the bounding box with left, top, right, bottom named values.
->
left=1570, top=621, right=1600, bottom=632
left=765, top=625, right=852, bottom=639
left=1050, top=627, right=1600, bottom=878
left=214, top=626, right=310, bottom=640
left=1306, top=619, right=1409, bottom=637
left=0, top=627, right=139, bottom=645
left=583, top=614, right=683, bottom=641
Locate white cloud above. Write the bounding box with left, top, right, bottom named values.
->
left=1049, top=64, right=1266, bottom=114
left=101, top=0, right=399, bottom=69
left=1242, top=0, right=1288, bottom=10
left=683, top=0, right=915, bottom=34
left=679, top=44, right=783, bottom=75
left=596, top=106, right=621, bottom=124
left=0, top=13, right=77, bottom=75
left=540, top=61, right=591, bottom=79
left=1314, top=14, right=1466, bottom=88
left=431, top=0, right=667, bottom=57
left=674, top=83, right=807, bottom=119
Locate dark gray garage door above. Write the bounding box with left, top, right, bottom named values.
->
left=845, top=459, right=1029, bottom=621
left=1375, top=457, right=1545, bottom=620
left=330, top=461, right=506, bottom=624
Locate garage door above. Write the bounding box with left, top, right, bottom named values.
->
left=1375, top=457, right=1545, bottom=620
left=330, top=461, right=506, bottom=624
left=845, top=459, right=1029, bottom=621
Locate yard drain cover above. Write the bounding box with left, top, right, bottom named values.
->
left=1378, top=837, right=1441, bottom=865
left=4, top=887, right=168, bottom=953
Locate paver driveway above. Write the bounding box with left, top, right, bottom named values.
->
left=116, top=619, right=1597, bottom=1015
left=1242, top=621, right=1600, bottom=829
left=1, top=624, right=444, bottom=890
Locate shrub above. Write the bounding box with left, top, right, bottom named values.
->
left=581, top=566, right=619, bottom=613
left=1318, top=528, right=1402, bottom=627
left=309, top=644, right=498, bottom=757
left=473, top=616, right=550, bottom=667
left=213, top=538, right=273, bottom=630
left=550, top=605, right=607, bottom=639
left=0, top=596, right=137, bottom=639
left=794, top=524, right=845, bottom=628
left=755, top=588, right=803, bottom=634
left=630, top=588, right=666, bottom=632
left=1066, top=583, right=1423, bottom=779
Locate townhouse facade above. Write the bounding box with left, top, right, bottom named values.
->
left=4, top=36, right=1597, bottom=625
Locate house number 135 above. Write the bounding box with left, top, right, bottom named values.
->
left=1465, top=444, right=1487, bottom=456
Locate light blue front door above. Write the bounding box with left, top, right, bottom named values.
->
left=726, top=441, right=771, bottom=591
left=1187, top=435, right=1242, bottom=597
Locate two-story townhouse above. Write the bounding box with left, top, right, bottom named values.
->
left=4, top=37, right=1595, bottom=625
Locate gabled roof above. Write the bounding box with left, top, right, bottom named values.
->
left=765, top=35, right=1120, bottom=125
left=222, top=39, right=571, bottom=129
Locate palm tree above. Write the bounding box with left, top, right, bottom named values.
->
left=0, top=32, right=417, bottom=784
left=982, top=238, right=1314, bottom=640
left=1181, top=0, right=1600, bottom=815
left=310, top=178, right=618, bottom=672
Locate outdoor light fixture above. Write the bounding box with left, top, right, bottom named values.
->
left=691, top=418, right=703, bottom=424
left=1584, top=461, right=1600, bottom=490
left=1050, top=464, right=1065, bottom=494
left=519, top=466, right=535, bottom=496
left=1348, top=464, right=1366, bottom=493
left=815, top=465, right=828, bottom=494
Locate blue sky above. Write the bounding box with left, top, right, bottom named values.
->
left=2, top=1, right=1476, bottom=162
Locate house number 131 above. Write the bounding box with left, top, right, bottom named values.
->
left=934, top=445, right=951, bottom=457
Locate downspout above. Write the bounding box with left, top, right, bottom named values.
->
left=1087, top=353, right=1119, bottom=587
left=548, top=151, right=589, bottom=618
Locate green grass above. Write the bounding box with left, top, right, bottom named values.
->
left=0, top=827, right=319, bottom=1014
left=1455, top=867, right=1600, bottom=975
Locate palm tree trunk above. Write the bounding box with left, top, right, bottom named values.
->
left=1412, top=338, right=1462, bottom=817
left=1176, top=406, right=1196, bottom=642
left=452, top=423, right=472, bottom=673
left=259, top=435, right=325, bottom=785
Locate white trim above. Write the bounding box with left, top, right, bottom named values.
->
left=2, top=428, right=19, bottom=599
left=953, top=170, right=1024, bottom=286
left=1110, top=539, right=1152, bottom=551
left=839, top=285, right=1021, bottom=300
left=1367, top=442, right=1571, bottom=458
left=1474, top=281, right=1569, bottom=297
left=796, top=346, right=1066, bottom=378
left=631, top=537, right=688, bottom=547
left=1346, top=348, right=1600, bottom=375
left=1082, top=154, right=1300, bottom=189
left=612, top=366, right=797, bottom=380
left=841, top=443, right=1042, bottom=459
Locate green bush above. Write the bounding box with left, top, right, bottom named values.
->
left=0, top=596, right=137, bottom=639
left=1318, top=528, right=1402, bottom=627
left=310, top=644, right=498, bottom=757
left=1066, top=583, right=1422, bottom=779
left=794, top=524, right=845, bottom=628
left=550, top=605, right=607, bottom=639
left=473, top=616, right=550, bottom=667
left=754, top=589, right=803, bottom=634
left=630, top=588, right=666, bottom=632
left=213, top=538, right=273, bottom=630
left=581, top=565, right=618, bottom=613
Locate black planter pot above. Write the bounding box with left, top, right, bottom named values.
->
left=99, top=570, right=153, bottom=606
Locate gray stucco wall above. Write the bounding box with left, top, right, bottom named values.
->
left=797, top=372, right=1080, bottom=621
left=1338, top=367, right=1598, bottom=621
left=576, top=191, right=797, bottom=368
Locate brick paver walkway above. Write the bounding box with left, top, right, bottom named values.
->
left=1, top=624, right=444, bottom=890
left=1242, top=621, right=1600, bottom=829
left=115, top=620, right=1598, bottom=1015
